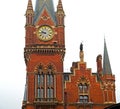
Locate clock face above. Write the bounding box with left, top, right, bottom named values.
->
left=37, top=26, right=54, bottom=41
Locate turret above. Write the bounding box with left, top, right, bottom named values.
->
left=25, top=0, right=35, bottom=46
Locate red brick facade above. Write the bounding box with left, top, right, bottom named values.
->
left=64, top=56, right=116, bottom=109
left=22, top=0, right=116, bottom=109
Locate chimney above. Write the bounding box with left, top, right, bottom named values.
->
left=96, top=54, right=102, bottom=74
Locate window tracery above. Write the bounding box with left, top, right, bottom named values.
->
left=78, top=78, right=89, bottom=103
left=35, top=64, right=55, bottom=101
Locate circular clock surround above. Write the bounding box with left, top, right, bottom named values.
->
left=37, top=25, right=54, bottom=41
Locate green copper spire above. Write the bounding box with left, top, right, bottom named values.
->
left=103, top=38, right=112, bottom=74
left=34, top=0, right=56, bottom=23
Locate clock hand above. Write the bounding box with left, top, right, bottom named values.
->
left=41, top=31, right=46, bottom=34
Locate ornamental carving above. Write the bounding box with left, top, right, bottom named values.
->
left=24, top=52, right=30, bottom=65
left=102, top=81, right=115, bottom=90
left=77, top=76, right=90, bottom=85
left=34, top=63, right=56, bottom=74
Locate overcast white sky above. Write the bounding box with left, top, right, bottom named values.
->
left=0, top=0, right=120, bottom=109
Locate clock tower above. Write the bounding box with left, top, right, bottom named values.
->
left=22, top=0, right=65, bottom=109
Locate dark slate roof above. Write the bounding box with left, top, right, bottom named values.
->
left=34, top=0, right=56, bottom=24
left=92, top=72, right=102, bottom=82
left=23, top=84, right=27, bottom=102
left=103, top=39, right=112, bottom=74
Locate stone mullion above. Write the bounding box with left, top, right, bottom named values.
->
left=35, top=74, right=37, bottom=99
left=44, top=74, right=47, bottom=99
left=54, top=74, right=56, bottom=99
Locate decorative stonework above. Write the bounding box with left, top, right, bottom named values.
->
left=34, top=63, right=57, bottom=74
left=102, top=81, right=115, bottom=90
left=24, top=52, right=30, bottom=65
left=24, top=46, right=65, bottom=65
left=77, top=76, right=90, bottom=85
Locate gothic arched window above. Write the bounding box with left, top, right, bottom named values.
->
left=78, top=82, right=89, bottom=103
left=79, top=83, right=88, bottom=93
left=37, top=73, right=44, bottom=86
left=36, top=65, right=45, bottom=100
left=79, top=83, right=83, bottom=93
left=47, top=74, right=54, bottom=86
left=35, top=64, right=55, bottom=101
left=79, top=95, right=89, bottom=103
left=46, top=65, right=54, bottom=100
left=37, top=88, right=44, bottom=99
left=47, top=88, right=54, bottom=100
left=83, top=83, right=88, bottom=93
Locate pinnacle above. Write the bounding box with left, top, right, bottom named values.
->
left=27, top=0, right=33, bottom=11
left=26, top=0, right=34, bottom=15
left=57, top=0, right=63, bottom=10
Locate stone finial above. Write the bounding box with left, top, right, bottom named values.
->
left=80, top=43, right=83, bottom=51
left=80, top=43, right=84, bottom=62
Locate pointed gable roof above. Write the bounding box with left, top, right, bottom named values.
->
left=103, top=38, right=112, bottom=74
left=34, top=0, right=56, bottom=24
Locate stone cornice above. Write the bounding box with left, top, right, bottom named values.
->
left=24, top=47, right=65, bottom=55
left=24, top=45, right=65, bottom=65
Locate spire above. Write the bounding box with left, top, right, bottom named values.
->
left=57, top=0, right=64, bottom=11
left=25, top=0, right=34, bottom=25
left=34, top=0, right=56, bottom=23
left=26, top=0, right=34, bottom=16
left=103, top=38, right=112, bottom=74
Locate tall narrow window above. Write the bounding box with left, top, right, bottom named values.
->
left=79, top=83, right=88, bottom=93
left=36, top=64, right=55, bottom=102
left=38, top=74, right=44, bottom=86
left=47, top=74, right=54, bottom=86
left=50, top=88, right=54, bottom=98
left=37, top=88, right=40, bottom=98
left=80, top=95, right=84, bottom=103
left=79, top=83, right=83, bottom=93
left=84, top=95, right=89, bottom=103
left=38, top=75, right=40, bottom=85
left=37, top=88, right=44, bottom=101
left=47, top=74, right=50, bottom=86
left=47, top=88, right=51, bottom=101
left=83, top=83, right=88, bottom=93
left=47, top=88, right=54, bottom=101
left=46, top=65, right=55, bottom=101
left=36, top=65, right=45, bottom=101
left=79, top=95, right=89, bottom=103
